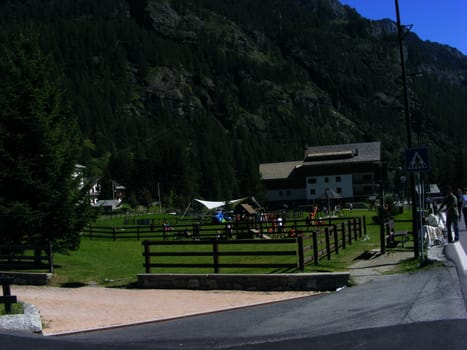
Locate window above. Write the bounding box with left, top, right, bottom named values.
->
left=310, top=189, right=316, bottom=195
left=279, top=191, right=283, bottom=197
left=324, top=177, right=329, bottom=183
left=336, top=187, right=342, bottom=193
left=336, top=176, right=341, bottom=182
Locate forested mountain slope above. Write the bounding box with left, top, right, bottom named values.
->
left=1, top=0, right=466, bottom=209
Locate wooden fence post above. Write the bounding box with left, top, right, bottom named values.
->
left=48, top=242, right=54, bottom=273
left=362, top=216, right=367, bottom=237
left=347, top=220, right=352, bottom=245
left=325, top=227, right=331, bottom=260
left=1, top=277, right=16, bottom=314
left=341, top=222, right=346, bottom=249
left=333, top=224, right=339, bottom=254
left=143, top=241, right=151, bottom=273
left=297, top=235, right=304, bottom=271
left=353, top=218, right=358, bottom=240
left=213, top=240, right=219, bottom=273
left=312, top=230, right=319, bottom=265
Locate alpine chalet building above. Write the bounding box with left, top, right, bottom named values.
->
left=259, top=142, right=382, bottom=208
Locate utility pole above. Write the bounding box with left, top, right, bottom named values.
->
left=395, top=0, right=419, bottom=258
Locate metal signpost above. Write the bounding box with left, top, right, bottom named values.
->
left=405, top=147, right=430, bottom=261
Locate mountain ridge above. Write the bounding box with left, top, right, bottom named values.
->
left=1, top=0, right=466, bottom=208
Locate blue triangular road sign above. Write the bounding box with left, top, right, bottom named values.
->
left=405, top=148, right=430, bottom=172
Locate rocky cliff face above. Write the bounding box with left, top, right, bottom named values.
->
left=146, top=0, right=199, bottom=43
left=132, top=0, right=467, bottom=172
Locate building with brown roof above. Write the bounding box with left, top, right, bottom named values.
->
left=259, top=142, right=382, bottom=207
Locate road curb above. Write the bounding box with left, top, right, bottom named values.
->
left=445, top=242, right=467, bottom=275
left=0, top=302, right=42, bottom=333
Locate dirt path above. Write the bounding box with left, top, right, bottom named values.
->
left=12, top=285, right=318, bottom=335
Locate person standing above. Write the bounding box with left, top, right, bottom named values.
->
left=193, top=222, right=201, bottom=240
left=162, top=220, right=171, bottom=240
left=461, top=189, right=467, bottom=229
left=440, top=187, right=460, bottom=242
left=457, top=188, right=464, bottom=222
left=277, top=216, right=284, bottom=235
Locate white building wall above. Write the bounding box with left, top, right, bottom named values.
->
left=306, top=174, right=353, bottom=200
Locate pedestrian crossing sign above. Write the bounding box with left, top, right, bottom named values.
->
left=405, top=147, right=430, bottom=172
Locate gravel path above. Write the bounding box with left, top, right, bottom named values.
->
left=10, top=286, right=317, bottom=335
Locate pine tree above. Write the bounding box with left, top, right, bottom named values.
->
left=0, top=32, right=92, bottom=252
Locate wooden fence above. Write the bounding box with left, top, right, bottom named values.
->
left=85, top=216, right=366, bottom=242
left=142, top=217, right=365, bottom=273
left=303, top=218, right=363, bottom=265
left=0, top=244, right=54, bottom=273
left=143, top=238, right=301, bottom=273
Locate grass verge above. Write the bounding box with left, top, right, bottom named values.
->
left=395, top=256, right=445, bottom=273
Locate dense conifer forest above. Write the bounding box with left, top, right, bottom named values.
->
left=1, top=0, right=466, bottom=210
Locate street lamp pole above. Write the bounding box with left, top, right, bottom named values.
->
left=395, top=0, right=419, bottom=258
left=395, top=0, right=412, bottom=147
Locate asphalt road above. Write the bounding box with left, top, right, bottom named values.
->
left=2, top=263, right=466, bottom=349
left=63, top=266, right=467, bottom=349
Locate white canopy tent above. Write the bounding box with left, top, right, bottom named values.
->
left=193, top=198, right=248, bottom=210
left=182, top=197, right=248, bottom=218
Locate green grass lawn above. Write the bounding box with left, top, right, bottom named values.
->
left=52, top=238, right=143, bottom=287
left=49, top=208, right=415, bottom=287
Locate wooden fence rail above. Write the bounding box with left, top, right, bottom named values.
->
left=143, top=238, right=302, bottom=273
left=0, top=244, right=53, bottom=273
left=86, top=216, right=365, bottom=242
